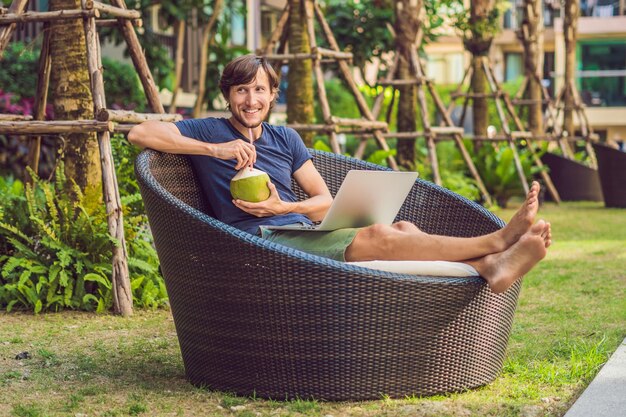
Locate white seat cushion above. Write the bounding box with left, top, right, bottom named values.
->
left=347, top=260, right=479, bottom=277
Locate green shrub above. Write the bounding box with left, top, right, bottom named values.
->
left=0, top=139, right=167, bottom=313
left=315, top=79, right=369, bottom=121
left=0, top=166, right=118, bottom=313
left=0, top=42, right=38, bottom=100
left=102, top=57, right=146, bottom=111
left=0, top=42, right=145, bottom=112
left=468, top=141, right=544, bottom=208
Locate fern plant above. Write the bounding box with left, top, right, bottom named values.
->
left=468, top=141, right=545, bottom=208
left=0, top=162, right=167, bottom=313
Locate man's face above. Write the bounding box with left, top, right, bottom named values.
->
left=228, top=68, right=275, bottom=130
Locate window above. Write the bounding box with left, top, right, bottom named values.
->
left=426, top=53, right=465, bottom=85
left=230, top=1, right=246, bottom=46
left=504, top=53, right=523, bottom=82
left=504, top=0, right=561, bottom=29
left=579, top=42, right=626, bottom=107
left=581, top=0, right=621, bottom=17
left=503, top=0, right=523, bottom=30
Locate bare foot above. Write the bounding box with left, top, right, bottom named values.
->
left=541, top=221, right=552, bottom=248
left=498, top=181, right=541, bottom=250
left=471, top=220, right=547, bottom=294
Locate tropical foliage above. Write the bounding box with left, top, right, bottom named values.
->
left=0, top=139, right=167, bottom=313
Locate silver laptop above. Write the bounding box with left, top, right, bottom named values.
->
left=263, top=170, right=418, bottom=232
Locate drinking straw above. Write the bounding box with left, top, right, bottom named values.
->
left=248, top=128, right=254, bottom=169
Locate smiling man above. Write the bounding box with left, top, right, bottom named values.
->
left=129, top=55, right=333, bottom=235
left=129, top=54, right=551, bottom=294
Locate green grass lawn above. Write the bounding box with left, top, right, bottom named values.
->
left=1, top=201, right=625, bottom=417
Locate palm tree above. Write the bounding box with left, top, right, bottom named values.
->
left=394, top=0, right=420, bottom=169
left=519, top=0, right=545, bottom=135
left=562, top=0, right=579, bottom=136
left=49, top=0, right=102, bottom=192
left=466, top=0, right=496, bottom=139
left=286, top=0, right=314, bottom=147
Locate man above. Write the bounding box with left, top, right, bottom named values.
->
left=129, top=54, right=551, bottom=294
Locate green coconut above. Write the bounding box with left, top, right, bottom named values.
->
left=230, top=167, right=271, bottom=202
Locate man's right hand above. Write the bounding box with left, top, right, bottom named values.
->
left=209, top=139, right=257, bottom=170
left=128, top=121, right=257, bottom=169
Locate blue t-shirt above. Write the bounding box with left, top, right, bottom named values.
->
left=175, top=118, right=313, bottom=234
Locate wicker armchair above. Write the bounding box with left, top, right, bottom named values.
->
left=136, top=148, right=521, bottom=401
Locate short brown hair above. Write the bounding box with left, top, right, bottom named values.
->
left=219, top=55, right=280, bottom=108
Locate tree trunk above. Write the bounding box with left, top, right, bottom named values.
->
left=563, top=0, right=578, bottom=136
left=520, top=0, right=544, bottom=135
left=394, top=0, right=420, bottom=170
left=192, top=0, right=223, bottom=118
left=49, top=0, right=101, bottom=191
left=169, top=18, right=186, bottom=114
left=287, top=0, right=314, bottom=147
left=465, top=0, right=495, bottom=138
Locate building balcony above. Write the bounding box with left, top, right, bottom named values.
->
left=581, top=0, right=626, bottom=17
left=579, top=71, right=626, bottom=107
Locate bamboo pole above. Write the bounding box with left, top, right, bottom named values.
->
left=0, top=120, right=114, bottom=134
left=192, top=0, right=223, bottom=118
left=263, top=4, right=289, bottom=55
left=420, top=65, right=492, bottom=205
left=286, top=123, right=335, bottom=132
left=265, top=51, right=353, bottom=62
left=0, top=114, right=33, bottom=121
left=96, top=18, right=142, bottom=27
left=111, top=124, right=133, bottom=134
left=84, top=0, right=140, bottom=19
left=168, top=19, right=186, bottom=114
left=377, top=78, right=426, bottom=86
left=304, top=0, right=340, bottom=154
left=362, top=54, right=399, bottom=160
left=457, top=78, right=472, bottom=129
left=83, top=8, right=133, bottom=316
left=514, top=76, right=529, bottom=100
left=481, top=58, right=530, bottom=195
left=269, top=8, right=290, bottom=76
left=109, top=0, right=164, bottom=113
left=96, top=109, right=182, bottom=123
left=371, top=54, right=399, bottom=119
left=446, top=64, right=472, bottom=116
left=429, top=126, right=465, bottom=134
left=355, top=132, right=583, bottom=141
left=450, top=91, right=504, bottom=99
left=0, top=9, right=99, bottom=24
left=316, top=47, right=352, bottom=59
left=264, top=52, right=321, bottom=61
left=485, top=59, right=563, bottom=202
left=286, top=124, right=390, bottom=135
left=410, top=49, right=440, bottom=185
left=26, top=22, right=52, bottom=183
left=330, top=116, right=387, bottom=130
left=510, top=98, right=550, bottom=105
left=0, top=0, right=29, bottom=57
left=313, top=2, right=397, bottom=169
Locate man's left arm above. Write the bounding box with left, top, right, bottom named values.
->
left=232, top=160, right=332, bottom=221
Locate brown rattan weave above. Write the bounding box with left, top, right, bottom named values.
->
left=541, top=152, right=603, bottom=202
left=135, top=148, right=521, bottom=401
left=593, top=143, right=626, bottom=208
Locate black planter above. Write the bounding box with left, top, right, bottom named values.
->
left=541, top=152, right=603, bottom=202
left=592, top=143, right=626, bottom=208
